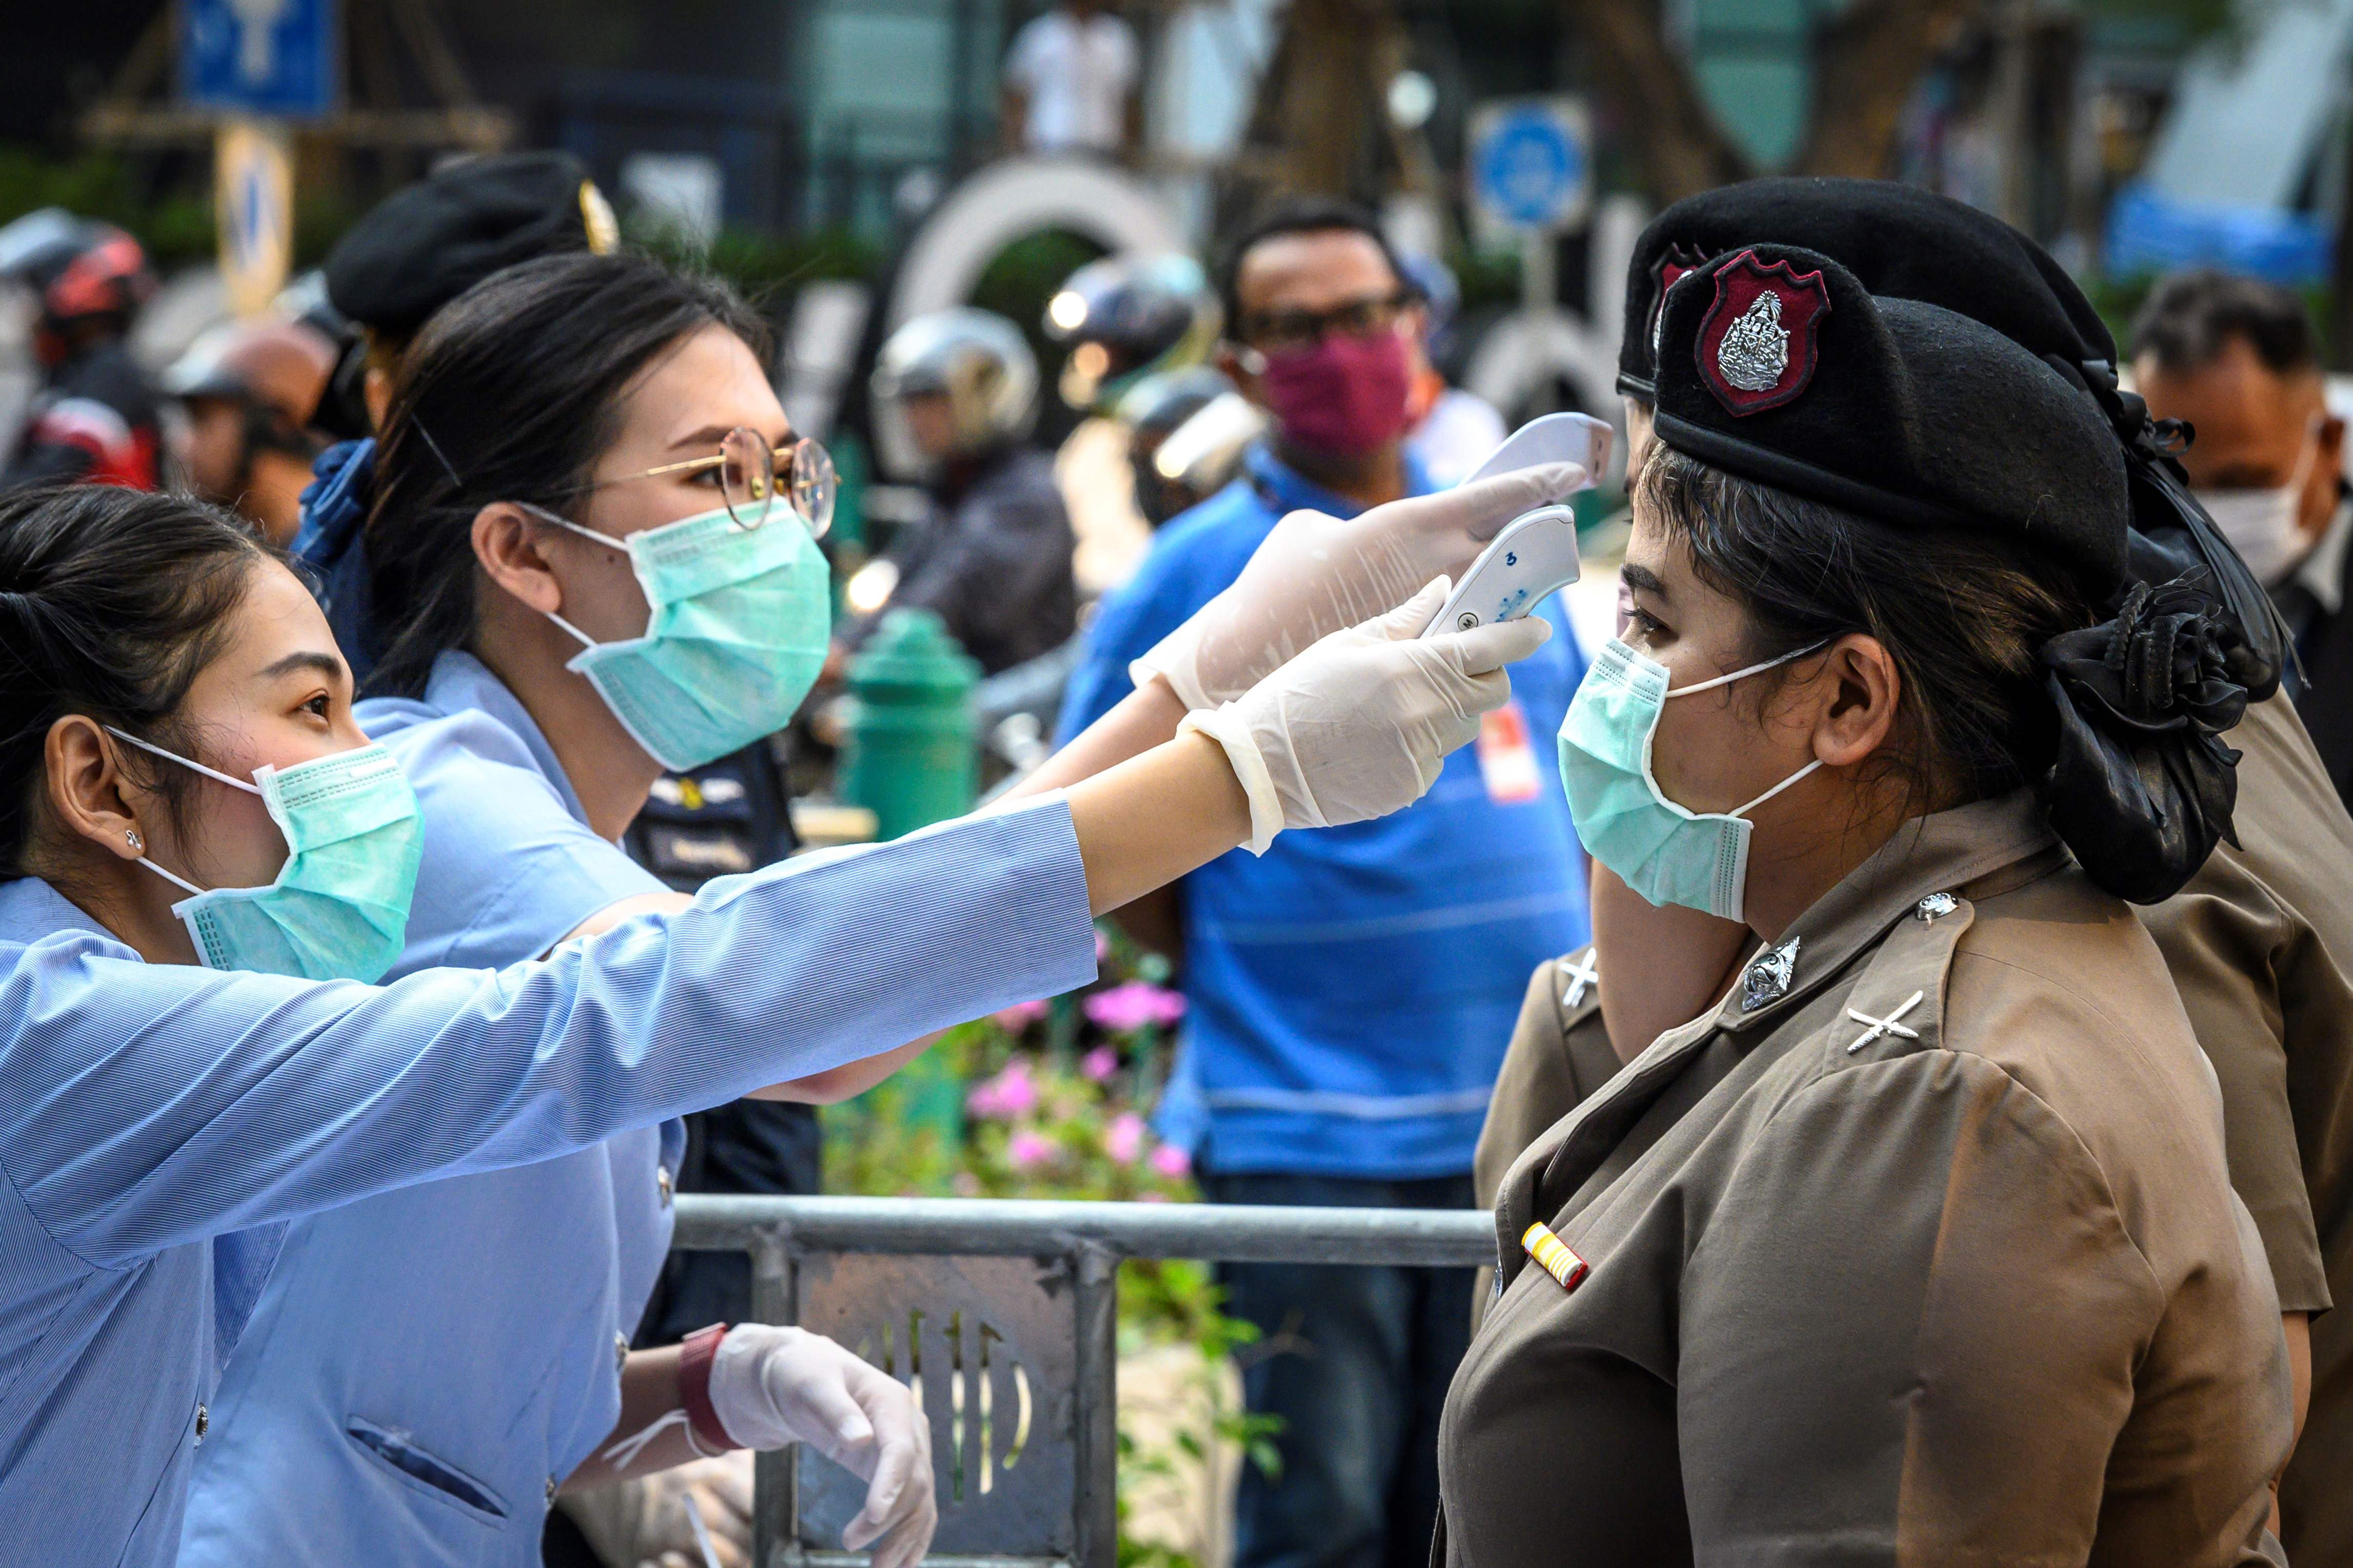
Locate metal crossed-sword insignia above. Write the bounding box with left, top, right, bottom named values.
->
left=1560, top=952, right=1599, bottom=1009
left=1845, top=990, right=1924, bottom=1054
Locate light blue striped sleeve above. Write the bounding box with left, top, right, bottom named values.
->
left=0, top=797, right=1095, bottom=1267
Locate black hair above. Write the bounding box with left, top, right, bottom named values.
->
left=0, top=486, right=277, bottom=877
left=2130, top=268, right=2319, bottom=379
left=1638, top=445, right=2089, bottom=809
left=364, top=251, right=772, bottom=698
left=1216, top=197, right=1411, bottom=333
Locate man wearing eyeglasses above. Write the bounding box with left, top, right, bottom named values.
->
left=1054, top=199, right=1592, bottom=1568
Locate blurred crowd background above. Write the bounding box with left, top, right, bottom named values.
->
left=8, top=4, right=2353, bottom=1565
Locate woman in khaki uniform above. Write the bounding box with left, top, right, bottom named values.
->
left=1438, top=244, right=2290, bottom=1565
left=1475, top=178, right=2353, bottom=1552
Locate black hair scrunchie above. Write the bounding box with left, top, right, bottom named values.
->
left=2043, top=354, right=2289, bottom=701
left=2039, top=575, right=2247, bottom=904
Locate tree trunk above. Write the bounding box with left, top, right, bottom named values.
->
left=1794, top=0, right=1989, bottom=179
left=1228, top=0, right=1398, bottom=203
left=1559, top=0, right=1753, bottom=205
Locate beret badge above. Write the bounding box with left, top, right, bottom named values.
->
left=1697, top=249, right=1831, bottom=416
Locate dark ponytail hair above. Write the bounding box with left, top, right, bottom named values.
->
left=363, top=251, right=771, bottom=699
left=0, top=486, right=276, bottom=876
left=1640, top=446, right=2244, bottom=904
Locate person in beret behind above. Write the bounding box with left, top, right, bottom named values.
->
left=1439, top=247, right=2286, bottom=1565
left=293, top=150, right=618, bottom=683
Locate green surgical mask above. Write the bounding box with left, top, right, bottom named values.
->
left=1556, top=637, right=1825, bottom=922
left=530, top=502, right=833, bottom=771
left=110, top=729, right=424, bottom=983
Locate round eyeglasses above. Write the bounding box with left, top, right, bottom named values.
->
left=626, top=426, right=838, bottom=536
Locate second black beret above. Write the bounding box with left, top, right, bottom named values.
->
left=325, top=151, right=618, bottom=338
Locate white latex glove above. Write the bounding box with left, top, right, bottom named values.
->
left=1133, top=461, right=1587, bottom=710
left=1182, top=577, right=1552, bottom=852
left=708, top=1325, right=936, bottom=1568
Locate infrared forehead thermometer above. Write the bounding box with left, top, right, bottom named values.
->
left=1420, top=412, right=1613, bottom=637
left=1461, top=410, right=1614, bottom=487
left=1421, top=504, right=1581, bottom=636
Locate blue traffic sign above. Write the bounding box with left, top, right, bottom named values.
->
left=1471, top=99, right=1591, bottom=233
left=182, top=0, right=339, bottom=118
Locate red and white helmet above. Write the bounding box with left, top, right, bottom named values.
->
left=0, top=208, right=157, bottom=329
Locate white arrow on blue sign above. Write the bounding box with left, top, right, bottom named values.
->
left=182, top=0, right=340, bottom=119
left=1470, top=98, right=1592, bottom=235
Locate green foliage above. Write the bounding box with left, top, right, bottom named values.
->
left=0, top=145, right=213, bottom=264
left=632, top=221, right=881, bottom=315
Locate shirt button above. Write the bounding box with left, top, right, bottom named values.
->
left=194, top=1403, right=209, bottom=1442
left=546, top=1475, right=559, bottom=1504
left=657, top=1167, right=674, bottom=1207
left=616, top=1332, right=631, bottom=1375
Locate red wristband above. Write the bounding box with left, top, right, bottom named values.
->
left=678, top=1323, right=740, bottom=1453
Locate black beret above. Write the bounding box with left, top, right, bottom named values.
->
left=325, top=151, right=619, bottom=338
left=1617, top=176, right=2292, bottom=702
left=1619, top=177, right=2113, bottom=399
left=1651, top=243, right=2129, bottom=597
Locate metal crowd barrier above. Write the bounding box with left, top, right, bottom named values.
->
left=670, top=1194, right=1498, bottom=1568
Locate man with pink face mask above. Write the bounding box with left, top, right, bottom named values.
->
left=1055, top=200, right=1590, bottom=1568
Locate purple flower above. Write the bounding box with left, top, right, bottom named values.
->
left=1083, top=981, right=1188, bottom=1034
left=1148, top=1142, right=1191, bottom=1179
left=967, top=1058, right=1039, bottom=1121
left=1081, top=1045, right=1119, bottom=1083
left=1103, top=1111, right=1147, bottom=1163
left=993, top=1000, right=1047, bottom=1033
left=1007, top=1129, right=1054, bottom=1170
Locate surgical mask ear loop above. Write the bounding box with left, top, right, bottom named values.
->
left=1656, top=639, right=1832, bottom=818
left=514, top=501, right=631, bottom=654
left=1659, top=638, right=1831, bottom=701
left=102, top=726, right=263, bottom=897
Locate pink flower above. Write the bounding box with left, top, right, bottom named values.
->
left=1083, top=981, right=1188, bottom=1034
left=966, top=1058, right=1039, bottom=1121
left=952, top=1171, right=981, bottom=1196
left=1137, top=1190, right=1170, bottom=1203
left=1081, top=1045, right=1119, bottom=1083
left=1095, top=930, right=1112, bottom=961
left=993, top=1000, right=1047, bottom=1032
left=1007, top=1129, right=1054, bottom=1170
left=1103, top=1111, right=1147, bottom=1163
left=1148, top=1142, right=1191, bottom=1178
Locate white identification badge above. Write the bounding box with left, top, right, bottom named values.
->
left=1477, top=699, right=1543, bottom=804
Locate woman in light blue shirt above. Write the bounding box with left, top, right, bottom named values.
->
left=0, top=460, right=1558, bottom=1562
left=184, top=253, right=944, bottom=1566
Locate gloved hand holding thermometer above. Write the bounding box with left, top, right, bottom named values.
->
left=1185, top=577, right=1552, bottom=852
left=1130, top=414, right=1607, bottom=711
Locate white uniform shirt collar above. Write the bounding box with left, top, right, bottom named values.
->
left=2293, top=491, right=2353, bottom=616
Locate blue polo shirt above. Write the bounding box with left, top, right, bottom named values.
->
left=1056, top=446, right=1590, bottom=1178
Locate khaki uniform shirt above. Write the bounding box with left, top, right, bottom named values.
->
left=1476, top=695, right=2353, bottom=1561
left=1439, top=792, right=2291, bottom=1567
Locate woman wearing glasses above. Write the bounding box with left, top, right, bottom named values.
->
left=169, top=251, right=1581, bottom=1568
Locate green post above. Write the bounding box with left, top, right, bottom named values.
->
left=839, top=608, right=980, bottom=1146
left=839, top=608, right=980, bottom=842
